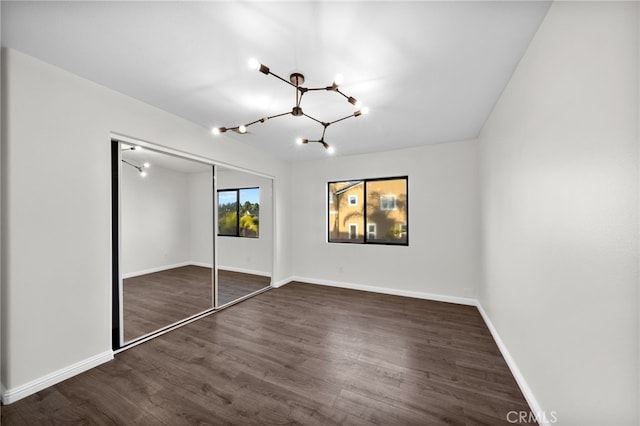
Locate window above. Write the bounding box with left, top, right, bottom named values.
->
left=397, top=223, right=407, bottom=239
left=367, top=223, right=377, bottom=239
left=348, top=224, right=358, bottom=240
left=217, top=187, right=260, bottom=237
left=328, top=176, right=408, bottom=245
left=380, top=195, right=396, bottom=211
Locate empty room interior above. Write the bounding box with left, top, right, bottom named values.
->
left=0, top=1, right=639, bottom=425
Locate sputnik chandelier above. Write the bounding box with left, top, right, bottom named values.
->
left=212, top=58, right=369, bottom=153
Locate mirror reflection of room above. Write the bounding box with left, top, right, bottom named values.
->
left=216, top=168, right=272, bottom=306
left=120, top=144, right=213, bottom=343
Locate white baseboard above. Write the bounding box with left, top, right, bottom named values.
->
left=122, top=261, right=192, bottom=278
left=291, top=276, right=476, bottom=306
left=217, top=265, right=271, bottom=278
left=1, top=350, right=113, bottom=405
left=190, top=261, right=213, bottom=269
left=125, top=263, right=271, bottom=279
left=271, top=277, right=293, bottom=288
left=123, top=261, right=214, bottom=278
left=476, top=302, right=548, bottom=425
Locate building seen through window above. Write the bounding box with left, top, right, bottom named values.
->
left=328, top=177, right=408, bottom=245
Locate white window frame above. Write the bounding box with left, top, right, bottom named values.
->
left=367, top=223, right=377, bottom=239
left=348, top=223, right=358, bottom=240
left=397, top=222, right=407, bottom=238
left=380, top=194, right=397, bottom=211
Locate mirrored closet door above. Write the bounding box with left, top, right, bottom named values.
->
left=112, top=140, right=274, bottom=350
left=116, top=142, right=215, bottom=345
left=215, top=167, right=273, bottom=306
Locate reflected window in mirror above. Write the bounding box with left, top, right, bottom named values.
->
left=217, top=187, right=260, bottom=238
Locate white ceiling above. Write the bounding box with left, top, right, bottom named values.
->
left=2, top=1, right=551, bottom=162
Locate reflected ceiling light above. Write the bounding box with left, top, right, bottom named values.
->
left=212, top=59, right=368, bottom=153
left=121, top=146, right=150, bottom=177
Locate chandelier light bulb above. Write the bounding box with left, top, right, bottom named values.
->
left=212, top=127, right=220, bottom=135
left=238, top=125, right=247, bottom=134
left=134, top=146, right=142, bottom=151
left=347, top=96, right=362, bottom=109
left=333, top=73, right=344, bottom=86
left=327, top=145, right=335, bottom=154
left=361, top=107, right=370, bottom=115
left=140, top=171, right=147, bottom=177
left=248, top=58, right=260, bottom=70
left=143, top=162, right=150, bottom=168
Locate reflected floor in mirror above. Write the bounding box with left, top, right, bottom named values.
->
left=123, top=266, right=270, bottom=342
left=123, top=265, right=213, bottom=342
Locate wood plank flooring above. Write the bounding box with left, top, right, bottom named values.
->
left=123, top=266, right=270, bottom=341
left=123, top=265, right=212, bottom=342
left=2, top=282, right=534, bottom=425
left=217, top=270, right=271, bottom=306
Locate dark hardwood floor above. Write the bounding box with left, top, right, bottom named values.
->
left=123, top=266, right=270, bottom=341
left=218, top=269, right=271, bottom=306
left=123, top=265, right=212, bottom=342
left=2, top=282, right=533, bottom=425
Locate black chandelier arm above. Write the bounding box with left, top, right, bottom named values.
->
left=244, top=119, right=263, bottom=127
left=244, top=111, right=292, bottom=127
left=267, top=70, right=299, bottom=89
left=296, top=86, right=303, bottom=108
left=335, top=88, right=351, bottom=100
left=301, top=86, right=360, bottom=108
left=122, top=159, right=142, bottom=173
left=319, top=124, right=328, bottom=141
left=304, top=86, right=330, bottom=92
left=265, top=111, right=292, bottom=121
left=302, top=112, right=328, bottom=127
left=327, top=112, right=360, bottom=126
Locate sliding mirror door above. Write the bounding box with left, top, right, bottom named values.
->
left=116, top=142, right=214, bottom=345
left=216, top=167, right=272, bottom=306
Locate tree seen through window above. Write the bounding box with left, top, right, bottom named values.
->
left=217, top=187, right=260, bottom=238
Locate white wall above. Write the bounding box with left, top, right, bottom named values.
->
left=121, top=165, right=213, bottom=276
left=0, top=48, right=291, bottom=400
left=478, top=2, right=639, bottom=425
left=217, top=169, right=273, bottom=277
left=188, top=171, right=213, bottom=266
left=290, top=140, right=481, bottom=302
left=121, top=164, right=191, bottom=275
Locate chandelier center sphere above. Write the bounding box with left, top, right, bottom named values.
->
left=289, top=73, right=305, bottom=86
